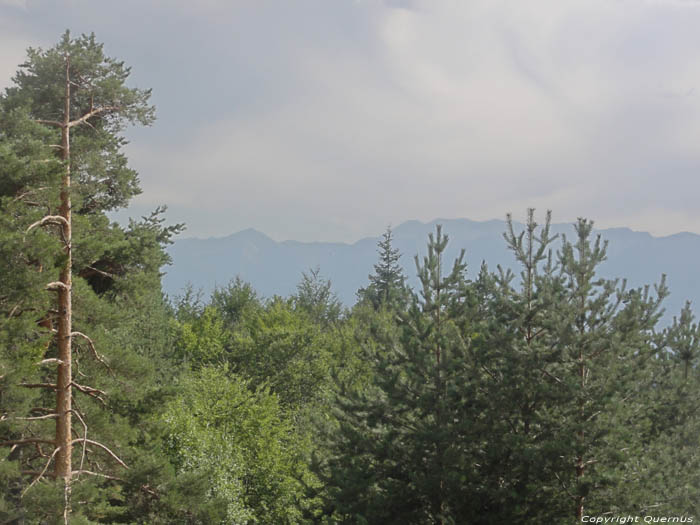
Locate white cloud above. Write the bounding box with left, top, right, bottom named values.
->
left=4, top=0, right=700, bottom=240
left=0, top=31, right=30, bottom=91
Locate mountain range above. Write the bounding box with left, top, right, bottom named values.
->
left=163, top=217, right=700, bottom=324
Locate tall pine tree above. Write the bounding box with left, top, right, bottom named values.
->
left=0, top=31, right=181, bottom=522
left=325, top=226, right=481, bottom=523
left=357, top=226, right=408, bottom=311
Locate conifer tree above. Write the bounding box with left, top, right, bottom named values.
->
left=0, top=31, right=179, bottom=522
left=667, top=301, right=700, bottom=380
left=549, top=219, right=667, bottom=519
left=469, top=209, right=565, bottom=521
left=325, top=226, right=481, bottom=523
left=484, top=212, right=668, bottom=520
left=619, top=301, right=700, bottom=515
left=293, top=266, right=343, bottom=325
left=357, top=226, right=408, bottom=310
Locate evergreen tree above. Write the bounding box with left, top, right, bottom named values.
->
left=548, top=219, right=667, bottom=519
left=466, top=209, right=566, bottom=521
left=324, top=225, right=481, bottom=524
left=293, top=266, right=342, bottom=325
left=480, top=212, right=670, bottom=521
left=0, top=31, right=182, bottom=521
left=615, top=301, right=700, bottom=516
left=357, top=226, right=408, bottom=310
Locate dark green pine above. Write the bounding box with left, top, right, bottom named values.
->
left=358, top=226, right=409, bottom=311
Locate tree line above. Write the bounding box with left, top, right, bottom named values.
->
left=1, top=33, right=698, bottom=524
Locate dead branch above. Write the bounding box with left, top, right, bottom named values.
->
left=71, top=470, right=122, bottom=481
left=46, top=282, right=70, bottom=292
left=68, top=106, right=121, bottom=128
left=77, top=118, right=97, bottom=132
left=540, top=367, right=564, bottom=385
left=0, top=438, right=55, bottom=447
left=70, top=409, right=88, bottom=476
left=70, top=382, right=107, bottom=405
left=83, top=265, right=117, bottom=280
left=71, top=382, right=106, bottom=397
left=33, top=441, right=49, bottom=458
left=29, top=407, right=54, bottom=414
left=35, top=119, right=64, bottom=128
left=26, top=215, right=69, bottom=234
left=38, top=358, right=64, bottom=366
left=14, top=414, right=59, bottom=421
left=73, top=362, right=87, bottom=378
left=70, top=438, right=128, bottom=469
left=589, top=346, right=609, bottom=360
left=140, top=484, right=159, bottom=498
left=71, top=332, right=111, bottom=371
left=22, top=446, right=61, bottom=497
left=13, top=188, right=45, bottom=202
left=7, top=303, right=21, bottom=319
left=19, top=383, right=57, bottom=390
left=585, top=410, right=602, bottom=422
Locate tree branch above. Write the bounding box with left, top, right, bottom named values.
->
left=70, top=438, right=128, bottom=469
left=0, top=438, right=55, bottom=447
left=22, top=446, right=61, bottom=497
left=19, top=383, right=57, bottom=390
left=7, top=303, right=21, bottom=319
left=26, top=215, right=69, bottom=234
left=83, top=265, right=117, bottom=280
left=68, top=106, right=121, bottom=128
left=70, top=382, right=107, bottom=405
left=540, top=367, right=563, bottom=385
left=13, top=187, right=48, bottom=203
left=38, top=358, right=64, bottom=366
left=71, top=331, right=112, bottom=372
left=46, top=282, right=70, bottom=292
left=72, top=470, right=123, bottom=481
left=14, top=414, right=59, bottom=421
left=35, top=119, right=64, bottom=128
left=70, top=409, right=88, bottom=476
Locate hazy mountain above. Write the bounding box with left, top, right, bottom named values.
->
left=164, top=218, right=700, bottom=324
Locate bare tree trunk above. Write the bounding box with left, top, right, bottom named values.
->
left=54, top=53, right=73, bottom=522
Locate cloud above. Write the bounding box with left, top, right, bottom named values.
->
left=3, top=1, right=700, bottom=241
left=0, top=24, right=32, bottom=92
left=0, top=0, right=27, bottom=8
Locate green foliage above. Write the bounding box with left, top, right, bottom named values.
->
left=322, top=226, right=481, bottom=523
left=0, top=31, right=184, bottom=522
left=229, top=298, right=335, bottom=409
left=2, top=30, right=700, bottom=525
left=162, top=366, right=312, bottom=524
left=174, top=305, right=228, bottom=365
left=212, top=278, right=262, bottom=328
left=321, top=214, right=698, bottom=524
left=357, top=226, right=409, bottom=311
left=293, top=267, right=343, bottom=326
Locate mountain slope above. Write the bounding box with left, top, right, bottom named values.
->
left=164, top=218, right=700, bottom=323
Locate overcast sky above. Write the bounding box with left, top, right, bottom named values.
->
left=1, top=0, right=700, bottom=242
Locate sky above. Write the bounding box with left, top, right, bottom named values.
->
left=1, top=0, right=700, bottom=242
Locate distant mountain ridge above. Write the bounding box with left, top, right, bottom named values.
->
left=164, top=218, right=700, bottom=324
